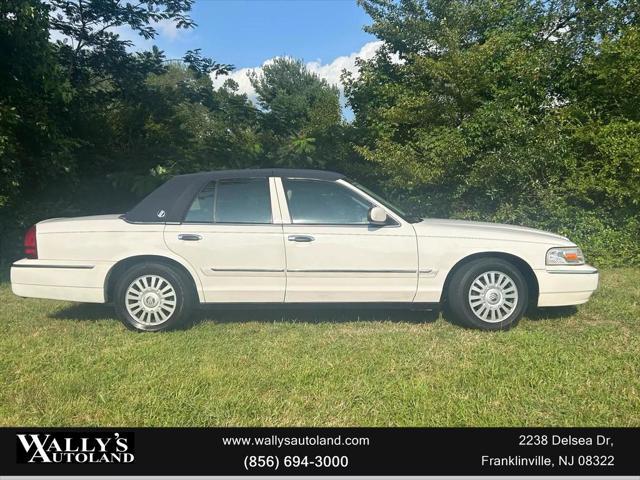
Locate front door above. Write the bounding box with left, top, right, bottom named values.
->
left=164, top=177, right=286, bottom=303
left=276, top=178, right=418, bottom=303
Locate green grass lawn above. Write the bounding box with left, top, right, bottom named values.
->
left=1, top=268, right=638, bottom=427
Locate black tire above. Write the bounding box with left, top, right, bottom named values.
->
left=114, top=262, right=195, bottom=332
left=446, top=257, right=528, bottom=331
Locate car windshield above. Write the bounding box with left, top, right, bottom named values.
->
left=350, top=180, right=422, bottom=223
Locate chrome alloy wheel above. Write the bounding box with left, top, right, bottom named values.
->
left=125, top=275, right=177, bottom=325
left=468, top=270, right=518, bottom=323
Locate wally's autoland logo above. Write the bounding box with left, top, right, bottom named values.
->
left=16, top=432, right=134, bottom=464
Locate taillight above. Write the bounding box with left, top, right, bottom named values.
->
left=24, top=225, right=38, bottom=259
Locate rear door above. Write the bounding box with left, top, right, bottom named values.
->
left=277, top=177, right=419, bottom=303
left=164, top=177, right=286, bottom=303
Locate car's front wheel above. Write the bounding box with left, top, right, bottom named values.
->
left=446, top=257, right=528, bottom=330
left=114, top=262, right=194, bottom=332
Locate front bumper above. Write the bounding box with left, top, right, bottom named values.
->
left=535, top=264, right=599, bottom=307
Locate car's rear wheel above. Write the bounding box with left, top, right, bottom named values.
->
left=114, top=262, right=194, bottom=332
left=446, top=257, right=528, bottom=330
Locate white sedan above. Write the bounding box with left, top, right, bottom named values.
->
left=11, top=169, right=598, bottom=331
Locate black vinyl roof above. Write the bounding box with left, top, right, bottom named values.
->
left=123, top=168, right=345, bottom=223
left=185, top=168, right=345, bottom=181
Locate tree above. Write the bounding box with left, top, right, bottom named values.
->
left=0, top=0, right=73, bottom=206
left=43, top=0, right=237, bottom=179
left=0, top=0, right=239, bottom=266
left=250, top=57, right=340, bottom=135
left=344, top=0, right=640, bottom=264
left=49, top=0, right=194, bottom=88
left=135, top=63, right=261, bottom=174
left=45, top=0, right=187, bottom=178
left=249, top=57, right=342, bottom=168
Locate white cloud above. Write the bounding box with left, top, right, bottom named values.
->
left=48, top=27, right=69, bottom=44
left=211, top=64, right=266, bottom=105
left=154, top=18, right=183, bottom=41
left=306, top=40, right=382, bottom=88
left=211, top=40, right=384, bottom=106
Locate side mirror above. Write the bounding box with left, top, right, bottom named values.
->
left=368, top=206, right=388, bottom=225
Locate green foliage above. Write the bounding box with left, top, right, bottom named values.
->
left=1, top=0, right=639, bottom=269
left=183, top=48, right=233, bottom=77
left=250, top=57, right=343, bottom=169
left=0, top=0, right=74, bottom=206
left=110, top=63, right=261, bottom=176
left=251, top=58, right=340, bottom=135
left=0, top=0, right=215, bottom=265
left=570, top=120, right=640, bottom=210
left=346, top=0, right=640, bottom=266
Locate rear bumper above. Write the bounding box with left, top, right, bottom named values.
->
left=10, top=259, right=111, bottom=303
left=535, top=265, right=599, bottom=307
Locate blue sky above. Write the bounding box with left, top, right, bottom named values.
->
left=145, top=0, right=383, bottom=114
left=50, top=1, right=382, bottom=116
left=154, top=1, right=376, bottom=68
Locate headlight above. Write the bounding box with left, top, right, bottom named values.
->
left=546, top=247, right=585, bottom=265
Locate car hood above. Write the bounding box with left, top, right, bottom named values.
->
left=412, top=218, right=574, bottom=246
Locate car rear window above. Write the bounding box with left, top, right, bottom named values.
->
left=184, top=178, right=272, bottom=224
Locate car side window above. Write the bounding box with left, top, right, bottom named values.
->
left=184, top=178, right=272, bottom=224
left=283, top=178, right=373, bottom=224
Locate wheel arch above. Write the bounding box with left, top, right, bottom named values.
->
left=440, top=251, right=539, bottom=306
left=104, top=254, right=202, bottom=303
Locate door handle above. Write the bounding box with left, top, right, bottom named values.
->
left=178, top=234, right=203, bottom=241
left=288, top=235, right=315, bottom=242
